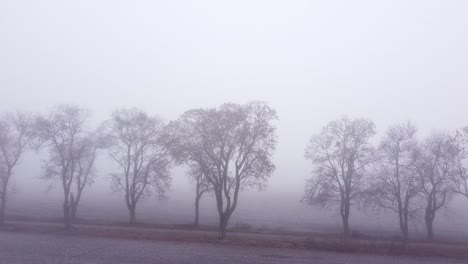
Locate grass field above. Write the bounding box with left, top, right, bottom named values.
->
left=2, top=217, right=468, bottom=260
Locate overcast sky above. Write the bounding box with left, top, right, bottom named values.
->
left=1, top=0, right=468, bottom=231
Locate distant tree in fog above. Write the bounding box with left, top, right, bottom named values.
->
left=366, top=122, right=420, bottom=241
left=167, top=121, right=213, bottom=227
left=304, top=116, right=376, bottom=237
left=69, top=130, right=106, bottom=220
left=173, top=102, right=277, bottom=239
left=449, top=128, right=468, bottom=200
left=0, top=112, right=34, bottom=225
left=415, top=133, right=455, bottom=241
left=105, top=108, right=173, bottom=225
left=188, top=164, right=212, bottom=226
left=35, top=105, right=100, bottom=229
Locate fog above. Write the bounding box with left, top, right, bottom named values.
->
left=1, top=0, right=468, bottom=240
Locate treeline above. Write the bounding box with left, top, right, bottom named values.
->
left=303, top=117, right=468, bottom=241
left=0, top=103, right=467, bottom=241
left=0, top=102, right=277, bottom=240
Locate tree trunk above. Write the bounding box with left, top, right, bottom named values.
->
left=63, top=197, right=71, bottom=230
left=342, top=214, right=349, bottom=237
left=341, top=198, right=350, bottom=237
left=425, top=215, right=434, bottom=241
left=194, top=195, right=200, bottom=227
left=129, top=205, right=136, bottom=225
left=218, top=214, right=227, bottom=240
left=0, top=174, right=10, bottom=226
left=70, top=193, right=77, bottom=222
left=70, top=205, right=77, bottom=221
left=400, top=222, right=409, bottom=241
left=0, top=188, right=7, bottom=226
left=399, top=211, right=409, bottom=241
left=425, top=204, right=435, bottom=241
left=218, top=228, right=226, bottom=240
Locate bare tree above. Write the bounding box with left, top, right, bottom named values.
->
left=188, top=164, right=212, bottom=226
left=367, top=122, right=420, bottom=241
left=167, top=121, right=212, bottom=227
left=449, top=128, right=468, bottom=199
left=69, top=131, right=106, bottom=220
left=415, top=133, right=454, bottom=241
left=35, top=105, right=96, bottom=229
left=304, top=116, right=376, bottom=237
left=106, top=108, right=172, bottom=225
left=173, top=101, right=277, bottom=239
left=0, top=112, right=34, bottom=225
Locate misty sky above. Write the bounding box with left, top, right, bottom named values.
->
left=1, top=1, right=468, bottom=234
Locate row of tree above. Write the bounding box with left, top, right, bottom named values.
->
left=304, top=117, right=468, bottom=241
left=1, top=104, right=467, bottom=241
left=0, top=102, right=277, bottom=239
